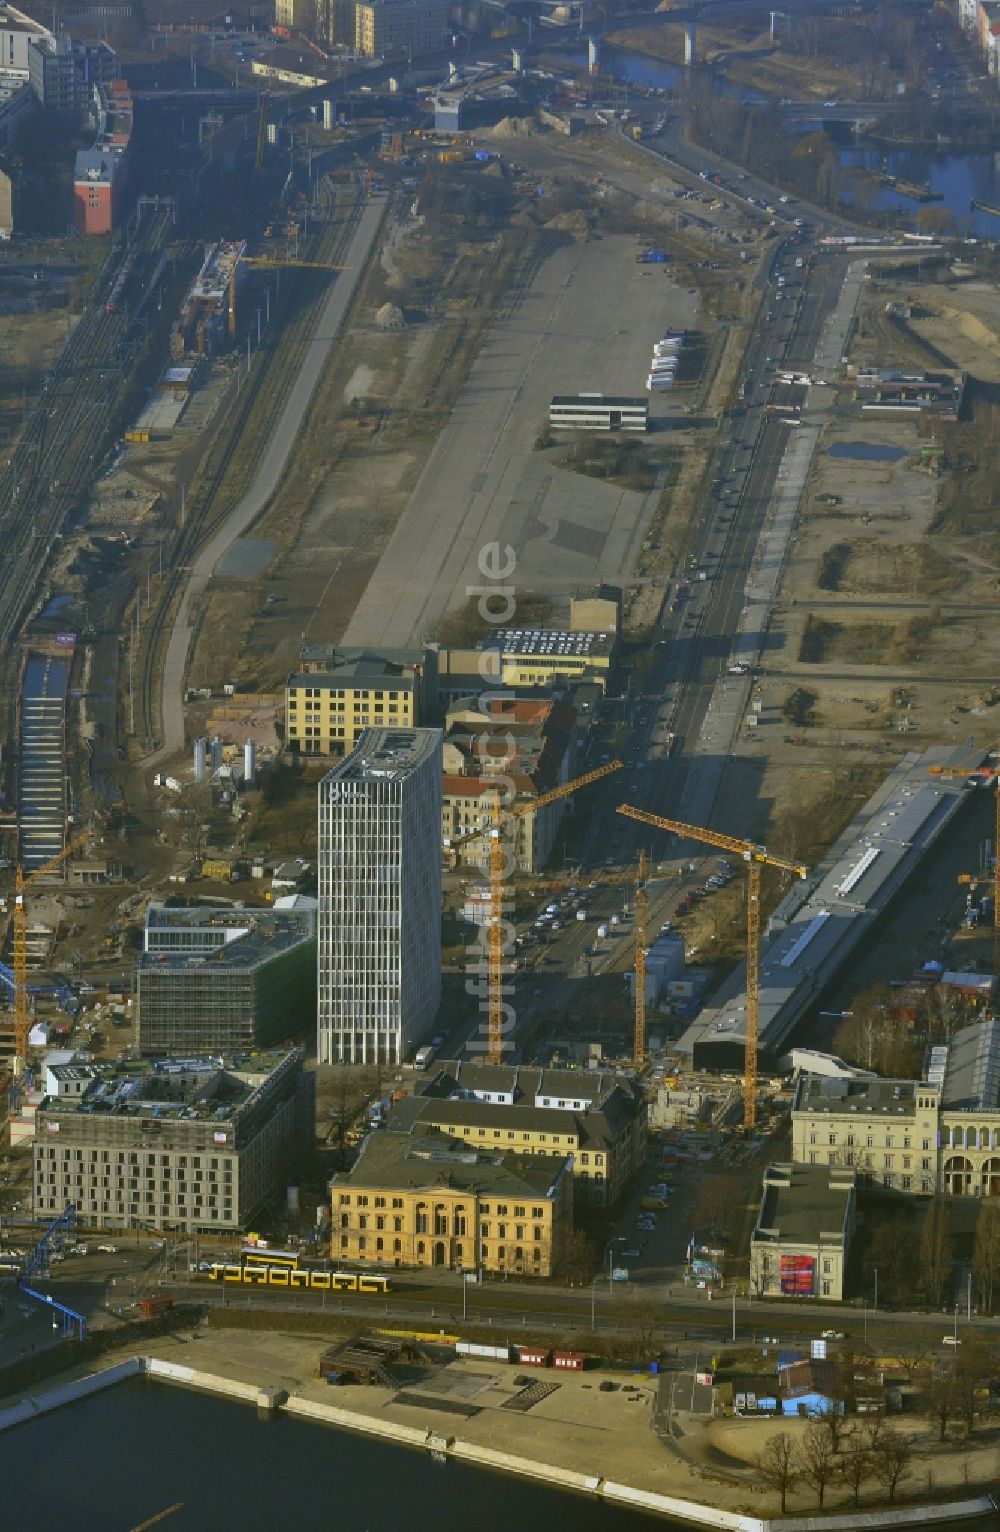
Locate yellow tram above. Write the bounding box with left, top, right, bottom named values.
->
left=205, top=1260, right=391, bottom=1295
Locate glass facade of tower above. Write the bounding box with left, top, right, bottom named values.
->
left=318, top=727, right=442, bottom=1065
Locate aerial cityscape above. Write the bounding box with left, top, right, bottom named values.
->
left=0, top=0, right=998, bottom=1523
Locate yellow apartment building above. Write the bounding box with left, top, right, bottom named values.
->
left=354, top=0, right=448, bottom=58
left=285, top=648, right=429, bottom=757
left=390, top=1063, right=646, bottom=1208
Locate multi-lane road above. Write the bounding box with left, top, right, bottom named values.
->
left=19, top=1236, right=986, bottom=1361
left=465, top=226, right=852, bottom=1053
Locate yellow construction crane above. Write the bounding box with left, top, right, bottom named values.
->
left=516, top=851, right=650, bottom=1064
left=446, top=761, right=623, bottom=1065
left=12, top=831, right=89, bottom=1071
left=228, top=253, right=350, bottom=336
left=240, top=257, right=351, bottom=271
left=929, top=750, right=1000, bottom=974
left=634, top=849, right=648, bottom=1067
left=617, top=805, right=807, bottom=1129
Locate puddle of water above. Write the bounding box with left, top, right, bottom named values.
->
left=40, top=593, right=73, bottom=619
left=828, top=441, right=908, bottom=462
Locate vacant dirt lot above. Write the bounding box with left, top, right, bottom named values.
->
left=732, top=267, right=1000, bottom=843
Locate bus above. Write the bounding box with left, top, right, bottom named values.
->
left=241, top=1246, right=300, bottom=1270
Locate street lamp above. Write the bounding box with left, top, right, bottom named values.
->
left=604, top=1236, right=627, bottom=1292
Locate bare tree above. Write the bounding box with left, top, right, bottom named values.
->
left=953, top=1344, right=996, bottom=1437
left=926, top=1366, right=958, bottom=1443
left=691, top=1172, right=746, bottom=1242
left=920, top=1198, right=953, bottom=1307
left=799, top=1420, right=839, bottom=1509
left=863, top=1413, right=887, bottom=1453
left=872, top=1428, right=912, bottom=1504
left=890, top=1325, right=934, bottom=1384
left=817, top=1401, right=847, bottom=1455
left=841, top=1430, right=871, bottom=1508
left=552, top=1227, right=594, bottom=1287
left=758, top=1431, right=798, bottom=1513
left=973, top=1201, right=1000, bottom=1315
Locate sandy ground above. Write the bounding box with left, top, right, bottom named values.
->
left=13, top=1325, right=999, bottom=1520
left=734, top=272, right=1000, bottom=840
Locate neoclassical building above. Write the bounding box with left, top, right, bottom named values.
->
left=791, top=1018, right=1000, bottom=1201
left=933, top=1020, right=1000, bottom=1196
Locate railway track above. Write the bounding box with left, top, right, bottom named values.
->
left=0, top=203, right=174, bottom=661
left=136, top=181, right=365, bottom=749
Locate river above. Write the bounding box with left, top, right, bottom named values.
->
left=836, top=144, right=1000, bottom=236
left=561, top=45, right=1000, bottom=235
left=564, top=45, right=764, bottom=100
left=4, top=1375, right=1000, bottom=1529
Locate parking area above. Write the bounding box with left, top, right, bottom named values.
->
left=343, top=233, right=698, bottom=649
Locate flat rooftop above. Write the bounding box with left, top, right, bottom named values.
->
left=323, top=726, right=441, bottom=784
left=479, top=629, right=615, bottom=660
left=550, top=394, right=648, bottom=408
left=145, top=903, right=312, bottom=934
left=139, top=921, right=313, bottom=975
left=754, top=1162, right=855, bottom=1246
left=288, top=657, right=417, bottom=690
left=37, top=1049, right=301, bottom=1124
left=793, top=1074, right=925, bottom=1116
left=74, top=149, right=124, bottom=186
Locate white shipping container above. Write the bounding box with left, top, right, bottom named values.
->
left=457, top=1342, right=512, bottom=1361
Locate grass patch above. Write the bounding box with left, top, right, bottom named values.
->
left=797, top=615, right=934, bottom=665
left=555, top=432, right=657, bottom=492
left=437, top=591, right=554, bottom=648
left=798, top=614, right=840, bottom=662
left=818, top=541, right=962, bottom=596
left=781, top=687, right=818, bottom=727
left=817, top=543, right=850, bottom=591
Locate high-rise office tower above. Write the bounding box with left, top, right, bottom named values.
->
left=318, top=727, right=443, bottom=1065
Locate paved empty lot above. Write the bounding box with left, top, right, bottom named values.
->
left=344, top=235, right=697, bottom=647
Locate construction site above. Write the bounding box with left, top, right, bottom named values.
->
left=0, top=15, right=992, bottom=1244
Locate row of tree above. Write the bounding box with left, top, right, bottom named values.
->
left=861, top=1195, right=1000, bottom=1314
left=759, top=1416, right=910, bottom=1512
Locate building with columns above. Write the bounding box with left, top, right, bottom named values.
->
left=791, top=1017, right=1000, bottom=1200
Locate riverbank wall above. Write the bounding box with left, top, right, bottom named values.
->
left=0, top=1353, right=994, bottom=1531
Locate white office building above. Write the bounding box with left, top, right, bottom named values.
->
left=318, top=727, right=443, bottom=1066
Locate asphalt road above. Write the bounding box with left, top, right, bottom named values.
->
left=444, top=226, right=852, bottom=1057
left=158, top=189, right=389, bottom=754
left=29, top=1249, right=990, bottom=1356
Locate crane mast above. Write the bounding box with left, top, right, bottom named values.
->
left=634, top=849, right=648, bottom=1066
left=445, top=761, right=623, bottom=1065
left=617, top=804, right=806, bottom=1128
left=12, top=832, right=89, bottom=1071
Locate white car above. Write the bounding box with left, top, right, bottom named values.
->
left=820, top=1329, right=844, bottom=1341
left=97, top=1243, right=118, bottom=1255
